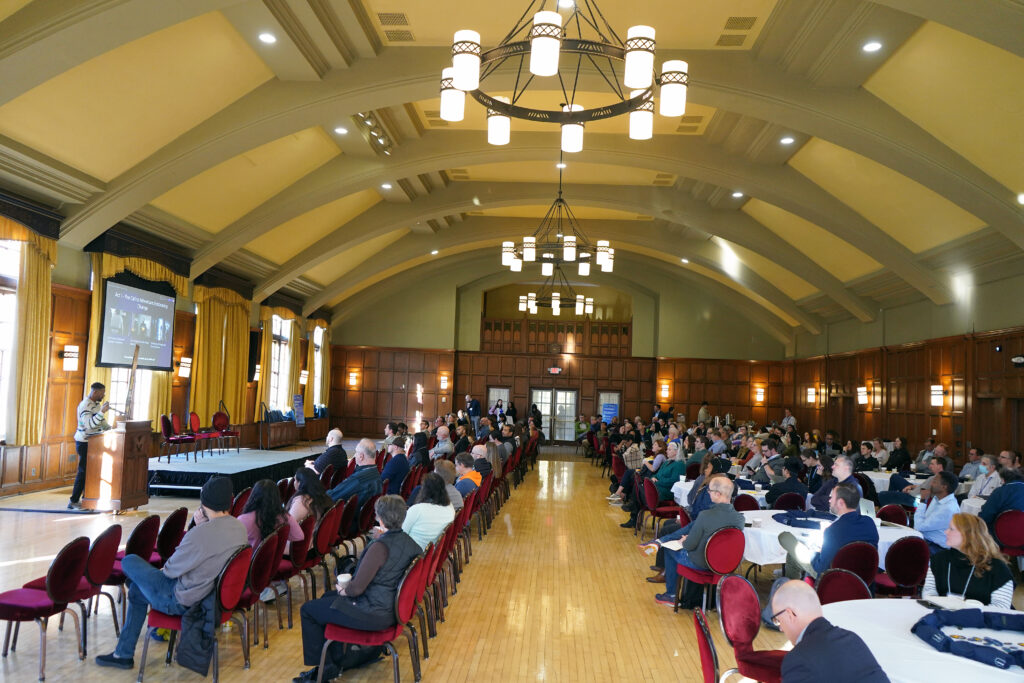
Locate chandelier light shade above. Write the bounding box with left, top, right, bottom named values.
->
left=523, top=236, right=536, bottom=261
left=487, top=95, right=511, bottom=145
left=452, top=29, right=481, bottom=90
left=628, top=89, right=654, bottom=140
left=519, top=295, right=528, bottom=311
left=578, top=259, right=590, bottom=276
left=585, top=297, right=594, bottom=314
left=575, top=294, right=585, bottom=315
left=601, top=247, right=615, bottom=272
left=439, top=67, right=465, bottom=122
left=529, top=11, right=563, bottom=77
left=510, top=257, right=523, bottom=272
left=624, top=25, right=656, bottom=89
left=561, top=104, right=584, bottom=153
left=563, top=234, right=576, bottom=261
left=541, top=259, right=554, bottom=277
left=501, top=240, right=515, bottom=266
left=595, top=240, right=610, bottom=265
left=659, top=59, right=689, bottom=117
left=551, top=292, right=560, bottom=315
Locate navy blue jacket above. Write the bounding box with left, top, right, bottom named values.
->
left=809, top=475, right=862, bottom=512
left=328, top=465, right=382, bottom=532
left=466, top=398, right=481, bottom=417
left=980, top=480, right=1024, bottom=535
left=811, top=511, right=879, bottom=575
left=782, top=617, right=889, bottom=683
left=380, top=453, right=409, bottom=495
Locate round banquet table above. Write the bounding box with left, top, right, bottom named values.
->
left=961, top=496, right=985, bottom=516
left=864, top=470, right=895, bottom=493
left=821, top=599, right=1024, bottom=682
left=740, top=509, right=922, bottom=569
left=671, top=480, right=770, bottom=509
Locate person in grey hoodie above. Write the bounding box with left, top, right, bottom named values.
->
left=95, top=476, right=248, bottom=670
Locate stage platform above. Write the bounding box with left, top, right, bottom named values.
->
left=148, top=448, right=316, bottom=497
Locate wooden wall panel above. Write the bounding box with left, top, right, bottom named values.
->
left=170, top=310, right=195, bottom=420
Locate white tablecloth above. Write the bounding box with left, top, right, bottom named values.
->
left=740, top=509, right=922, bottom=568
left=864, top=471, right=895, bottom=493
left=821, top=600, right=1023, bottom=682
left=671, top=480, right=693, bottom=505
left=961, top=497, right=985, bottom=516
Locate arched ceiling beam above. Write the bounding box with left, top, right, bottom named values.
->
left=868, top=0, right=1024, bottom=59
left=193, top=130, right=903, bottom=313
left=56, top=47, right=1020, bottom=259
left=300, top=215, right=822, bottom=334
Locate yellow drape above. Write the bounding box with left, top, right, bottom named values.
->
left=290, top=315, right=305, bottom=410
left=4, top=217, right=56, bottom=446
left=255, top=306, right=300, bottom=416
left=303, top=318, right=329, bottom=416
left=189, top=286, right=250, bottom=423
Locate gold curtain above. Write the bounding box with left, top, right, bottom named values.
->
left=3, top=218, right=56, bottom=446
left=290, top=315, right=305, bottom=411
left=189, top=286, right=250, bottom=422
left=255, top=306, right=300, bottom=416
left=303, top=318, right=329, bottom=417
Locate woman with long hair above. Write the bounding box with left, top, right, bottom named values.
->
left=238, top=478, right=304, bottom=549
left=886, top=435, right=913, bottom=472
left=485, top=441, right=503, bottom=478
left=289, top=467, right=332, bottom=524
left=922, top=513, right=1013, bottom=607
left=409, top=431, right=429, bottom=468
left=402, top=473, right=455, bottom=550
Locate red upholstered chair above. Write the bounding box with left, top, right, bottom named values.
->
left=150, top=507, right=188, bottom=569
left=334, top=495, right=361, bottom=559
left=401, top=466, right=421, bottom=500
left=458, top=491, right=478, bottom=563
left=211, top=410, right=240, bottom=452
left=994, top=510, right=1024, bottom=559
left=877, top=503, right=910, bottom=526
left=412, top=543, right=436, bottom=657
left=830, top=541, right=879, bottom=590
left=816, top=568, right=872, bottom=605
left=346, top=458, right=357, bottom=477
left=105, top=515, right=160, bottom=625
left=160, top=414, right=195, bottom=463
left=0, top=536, right=90, bottom=681
left=733, top=493, right=760, bottom=512
left=170, top=413, right=185, bottom=437
left=684, top=462, right=701, bottom=481
left=716, top=574, right=786, bottom=683
left=188, top=411, right=219, bottom=457
left=316, top=556, right=422, bottom=683
left=357, top=494, right=384, bottom=544
left=375, top=451, right=386, bottom=472
left=137, top=545, right=252, bottom=681
left=269, top=516, right=317, bottom=628
left=674, top=527, right=746, bottom=613
left=611, top=455, right=626, bottom=483
left=301, top=503, right=345, bottom=597
left=232, top=530, right=281, bottom=652
left=329, top=467, right=347, bottom=490
left=772, top=492, right=806, bottom=511
left=875, top=536, right=930, bottom=598
left=693, top=608, right=720, bottom=683
left=318, top=464, right=335, bottom=489
left=230, top=487, right=252, bottom=517
left=277, top=478, right=294, bottom=504
left=637, top=478, right=682, bottom=541
left=265, top=523, right=292, bottom=634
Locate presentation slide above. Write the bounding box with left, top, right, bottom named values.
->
left=99, top=280, right=175, bottom=371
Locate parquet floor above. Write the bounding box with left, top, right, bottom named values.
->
left=0, top=448, right=789, bottom=682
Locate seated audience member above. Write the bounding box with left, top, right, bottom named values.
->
left=327, top=439, right=383, bottom=531
left=454, top=452, right=482, bottom=498
left=871, top=438, right=889, bottom=468
left=471, top=443, right=493, bottom=479
left=428, top=425, right=454, bottom=461
left=95, top=476, right=248, bottom=669
left=979, top=467, right=1024, bottom=536
left=816, top=431, right=842, bottom=458
left=778, top=482, right=878, bottom=579
left=752, top=439, right=786, bottom=485
left=498, top=424, right=516, bottom=461
left=914, top=471, right=961, bottom=554
left=885, top=436, right=913, bottom=473
left=997, top=449, right=1021, bottom=472
left=238, top=479, right=304, bottom=549
left=288, top=468, right=333, bottom=524
left=609, top=437, right=665, bottom=504
left=800, top=450, right=823, bottom=493
left=402, top=473, right=456, bottom=550
left=915, top=438, right=936, bottom=468
left=452, top=423, right=471, bottom=455
left=294, top=496, right=421, bottom=682
left=485, top=441, right=504, bottom=477
left=765, top=460, right=809, bottom=507
left=853, top=441, right=879, bottom=472
left=809, top=455, right=861, bottom=512
left=878, top=447, right=951, bottom=508
left=475, top=416, right=492, bottom=441
left=305, top=429, right=347, bottom=475
left=650, top=476, right=743, bottom=606
left=383, top=422, right=398, bottom=446
left=770, top=580, right=888, bottom=683
left=959, top=447, right=985, bottom=480
left=684, top=435, right=708, bottom=467
left=708, top=430, right=728, bottom=456
left=433, top=460, right=464, bottom=512
left=967, top=454, right=1002, bottom=499
left=740, top=437, right=764, bottom=474
left=380, top=436, right=410, bottom=495
left=408, top=431, right=430, bottom=468
left=923, top=513, right=1013, bottom=608
left=651, top=441, right=684, bottom=500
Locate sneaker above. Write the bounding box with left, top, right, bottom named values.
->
left=95, top=653, right=134, bottom=669
left=654, top=592, right=676, bottom=606
left=67, top=501, right=81, bottom=510
left=606, top=494, right=621, bottom=500
left=259, top=586, right=276, bottom=603
left=608, top=499, right=623, bottom=506
left=149, top=628, right=167, bottom=642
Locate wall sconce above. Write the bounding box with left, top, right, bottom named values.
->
left=439, top=375, right=449, bottom=391
left=253, top=364, right=261, bottom=382
left=660, top=383, right=670, bottom=400
left=806, top=387, right=816, bottom=404
left=177, top=356, right=192, bottom=379
left=856, top=386, right=868, bottom=405
left=348, top=371, right=358, bottom=387
left=59, top=345, right=80, bottom=372
left=416, top=383, right=424, bottom=405
left=930, top=384, right=945, bottom=407
left=754, top=387, right=765, bottom=403
left=299, top=370, right=309, bottom=385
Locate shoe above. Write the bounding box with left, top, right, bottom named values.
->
left=619, top=521, right=635, bottom=529
left=649, top=564, right=661, bottom=571
left=95, top=653, right=134, bottom=669
left=259, top=586, right=276, bottom=603
left=654, top=592, right=676, bottom=606
left=606, top=494, right=621, bottom=500
left=608, top=499, right=623, bottom=506
left=293, top=668, right=318, bottom=682
left=149, top=627, right=167, bottom=642
left=646, top=573, right=666, bottom=584
left=67, top=501, right=81, bottom=510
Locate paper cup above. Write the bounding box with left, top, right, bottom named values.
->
left=337, top=573, right=352, bottom=590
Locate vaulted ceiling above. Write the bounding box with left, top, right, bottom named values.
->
left=0, top=0, right=1021, bottom=341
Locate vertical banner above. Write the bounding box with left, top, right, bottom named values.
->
left=293, top=394, right=305, bottom=426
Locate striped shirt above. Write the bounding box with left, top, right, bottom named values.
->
left=73, top=398, right=110, bottom=442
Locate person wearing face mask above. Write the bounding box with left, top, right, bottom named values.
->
left=966, top=454, right=1002, bottom=499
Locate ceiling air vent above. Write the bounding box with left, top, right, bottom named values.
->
left=385, top=29, right=415, bottom=42
left=653, top=173, right=675, bottom=186
left=422, top=109, right=449, bottom=127
left=716, top=33, right=747, bottom=47
left=676, top=124, right=700, bottom=133
left=680, top=115, right=704, bottom=125
left=377, top=12, right=409, bottom=26
left=448, top=168, right=470, bottom=180
left=723, top=16, right=757, bottom=31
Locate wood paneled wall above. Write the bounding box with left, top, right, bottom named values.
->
left=170, top=310, right=195, bottom=419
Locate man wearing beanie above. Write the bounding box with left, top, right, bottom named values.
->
left=96, top=475, right=247, bottom=669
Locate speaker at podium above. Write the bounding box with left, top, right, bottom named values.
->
left=81, top=419, right=151, bottom=512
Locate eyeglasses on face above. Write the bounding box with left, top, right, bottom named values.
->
left=770, top=607, right=790, bottom=626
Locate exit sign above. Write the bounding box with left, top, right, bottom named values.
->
left=548, top=367, right=562, bottom=374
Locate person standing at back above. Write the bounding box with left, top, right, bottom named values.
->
left=69, top=381, right=112, bottom=510
left=465, top=394, right=481, bottom=434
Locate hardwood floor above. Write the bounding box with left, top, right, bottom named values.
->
left=1, top=448, right=784, bottom=682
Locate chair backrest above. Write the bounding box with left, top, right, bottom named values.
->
left=248, top=528, right=281, bottom=595
left=217, top=545, right=254, bottom=613
left=380, top=479, right=390, bottom=496
left=211, top=411, right=230, bottom=431
left=393, top=556, right=422, bottom=626
left=171, top=413, right=184, bottom=435
left=461, top=491, right=477, bottom=525
left=830, top=541, right=879, bottom=586
left=230, top=487, right=252, bottom=517
left=733, top=493, right=760, bottom=512
left=816, top=568, right=872, bottom=605
left=715, top=574, right=761, bottom=649
left=685, top=462, right=701, bottom=481
left=694, top=608, right=720, bottom=683
left=413, top=544, right=435, bottom=605
left=678, top=508, right=692, bottom=528
left=338, top=495, right=359, bottom=542
left=313, top=503, right=344, bottom=557
left=994, top=510, right=1024, bottom=548
left=882, top=536, right=930, bottom=588
left=287, top=516, right=317, bottom=567
left=877, top=503, right=909, bottom=526
left=319, top=464, right=335, bottom=488
left=772, top=492, right=805, bottom=511
left=156, top=507, right=189, bottom=562
left=330, top=467, right=347, bottom=489
left=277, top=478, right=292, bottom=503
left=346, top=458, right=357, bottom=476
left=358, top=494, right=382, bottom=535
left=272, top=523, right=291, bottom=577
left=125, top=514, right=161, bottom=560
left=159, top=414, right=174, bottom=439
left=189, top=411, right=202, bottom=433
left=611, top=455, right=626, bottom=480
left=704, top=527, right=746, bottom=575
left=375, top=451, right=385, bottom=472
left=46, top=536, right=91, bottom=603
left=642, top=478, right=662, bottom=510
left=85, top=524, right=123, bottom=586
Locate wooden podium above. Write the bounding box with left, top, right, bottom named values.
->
left=82, top=420, right=152, bottom=512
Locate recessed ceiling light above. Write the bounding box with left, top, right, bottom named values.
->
left=258, top=32, right=277, bottom=44
left=680, top=258, right=689, bottom=264
left=556, top=162, right=567, bottom=169
left=1018, top=192, right=1024, bottom=205
left=732, top=191, right=744, bottom=198
left=333, top=126, right=348, bottom=135
left=431, top=250, right=439, bottom=255
left=381, top=183, right=392, bottom=190
left=862, top=41, right=883, bottom=53
left=780, top=136, right=795, bottom=145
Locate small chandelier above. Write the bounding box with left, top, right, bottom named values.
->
left=440, top=0, right=688, bottom=152
left=516, top=262, right=594, bottom=316
left=501, top=153, right=613, bottom=275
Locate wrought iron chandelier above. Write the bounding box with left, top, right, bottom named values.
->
left=439, top=0, right=689, bottom=151
left=500, top=153, right=613, bottom=275
left=517, top=262, right=594, bottom=316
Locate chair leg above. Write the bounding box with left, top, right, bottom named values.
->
left=166, top=629, right=177, bottom=664
left=211, top=638, right=219, bottom=683
left=2, top=620, right=11, bottom=657
left=75, top=600, right=89, bottom=657
left=416, top=606, right=429, bottom=658
left=404, top=629, right=421, bottom=681
left=385, top=641, right=400, bottom=683
left=11, top=620, right=20, bottom=651
left=234, top=613, right=249, bottom=669
left=262, top=600, right=270, bottom=650
left=36, top=618, right=47, bottom=682
left=315, top=639, right=332, bottom=683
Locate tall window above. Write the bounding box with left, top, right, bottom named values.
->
left=269, top=315, right=291, bottom=409
left=312, top=326, right=324, bottom=406
left=0, top=241, right=19, bottom=441
left=107, top=367, right=152, bottom=420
